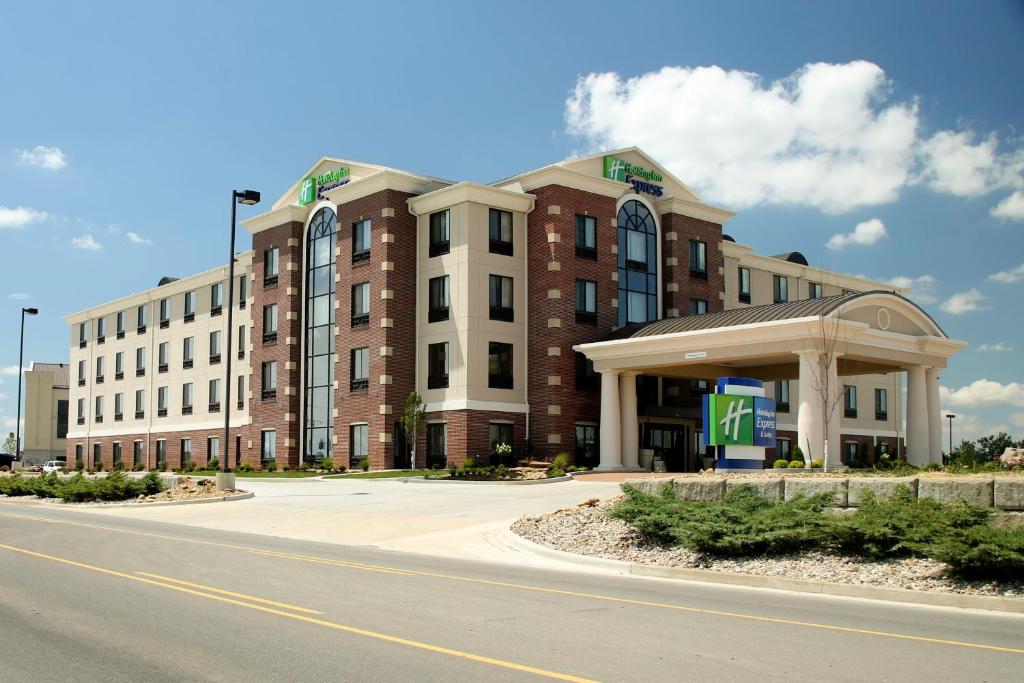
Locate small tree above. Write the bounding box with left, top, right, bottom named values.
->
left=977, top=432, right=1016, bottom=463
left=401, top=391, right=426, bottom=470
left=805, top=305, right=845, bottom=472
left=3, top=432, right=16, bottom=455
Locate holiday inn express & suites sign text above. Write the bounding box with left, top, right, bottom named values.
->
left=603, top=155, right=665, bottom=197
left=299, top=166, right=351, bottom=205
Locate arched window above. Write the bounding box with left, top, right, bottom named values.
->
left=617, top=200, right=658, bottom=326
left=303, top=207, right=336, bottom=463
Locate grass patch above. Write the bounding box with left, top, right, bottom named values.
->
left=324, top=469, right=446, bottom=479
left=611, top=483, right=1024, bottom=580
left=173, top=470, right=326, bottom=478
left=0, top=471, right=165, bottom=503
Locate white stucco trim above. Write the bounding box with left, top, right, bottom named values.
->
left=423, top=399, right=530, bottom=414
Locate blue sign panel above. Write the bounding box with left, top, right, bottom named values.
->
left=752, top=396, right=777, bottom=447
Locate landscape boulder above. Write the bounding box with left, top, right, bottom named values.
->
left=918, top=477, right=994, bottom=507
left=726, top=477, right=784, bottom=502
left=994, top=479, right=1024, bottom=511
left=784, top=477, right=849, bottom=506
left=847, top=477, right=918, bottom=506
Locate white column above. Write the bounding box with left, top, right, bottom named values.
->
left=598, top=370, right=622, bottom=471
left=824, top=359, right=842, bottom=470
left=619, top=372, right=639, bottom=470
left=906, top=365, right=929, bottom=466
left=926, top=367, right=942, bottom=465
left=796, top=351, right=822, bottom=465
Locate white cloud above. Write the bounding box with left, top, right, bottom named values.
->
left=565, top=61, right=1024, bottom=214
left=0, top=366, right=26, bottom=377
left=826, top=218, right=887, bottom=250
left=1010, top=413, right=1024, bottom=429
left=940, top=288, right=987, bottom=314
left=940, top=379, right=1024, bottom=408
left=991, top=190, right=1024, bottom=221
left=0, top=393, right=7, bottom=401
left=940, top=410, right=1014, bottom=444
left=977, top=342, right=1013, bottom=352
left=70, top=234, right=102, bottom=251
left=7, top=293, right=30, bottom=301
left=0, top=206, right=49, bottom=229
left=15, top=145, right=67, bottom=170
left=126, top=231, right=151, bottom=245
left=988, top=262, right=1024, bottom=284
left=885, top=274, right=937, bottom=305
left=2, top=416, right=23, bottom=431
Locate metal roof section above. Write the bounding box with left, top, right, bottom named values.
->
left=28, top=362, right=70, bottom=389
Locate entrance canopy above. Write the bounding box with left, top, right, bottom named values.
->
left=574, top=292, right=966, bottom=470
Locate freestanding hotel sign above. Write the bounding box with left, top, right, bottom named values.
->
left=703, top=377, right=776, bottom=471
left=299, top=166, right=351, bottom=206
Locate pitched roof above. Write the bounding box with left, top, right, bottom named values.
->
left=29, top=362, right=70, bottom=388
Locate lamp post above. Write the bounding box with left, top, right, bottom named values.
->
left=946, top=413, right=956, bottom=462
left=219, top=189, right=260, bottom=492
left=15, top=307, right=38, bottom=463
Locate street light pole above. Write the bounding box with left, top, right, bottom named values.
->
left=946, top=413, right=956, bottom=462
left=15, top=307, right=38, bottom=463
left=219, top=189, right=260, bottom=492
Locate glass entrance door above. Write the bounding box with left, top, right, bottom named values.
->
left=643, top=423, right=692, bottom=472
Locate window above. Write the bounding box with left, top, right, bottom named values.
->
left=181, top=438, right=192, bottom=466
left=79, top=322, right=88, bottom=347
left=137, top=304, right=147, bottom=333
left=211, top=282, right=223, bottom=314
left=238, top=325, right=245, bottom=359
left=264, top=247, right=279, bottom=286
left=427, top=342, right=449, bottom=389
left=182, top=382, right=193, bottom=415
left=114, top=393, right=123, bottom=421
left=182, top=337, right=194, bottom=368
left=156, top=440, right=166, bottom=467
left=237, top=375, right=245, bottom=410
left=809, top=282, right=822, bottom=300
left=157, top=386, right=168, bottom=416
left=262, top=304, right=278, bottom=342
left=115, top=351, right=124, bottom=379
left=488, top=208, right=513, bottom=255
left=575, top=214, right=597, bottom=259
left=136, top=347, right=146, bottom=376
left=350, top=347, right=369, bottom=391
left=56, top=400, right=68, bottom=439
left=94, top=395, right=103, bottom=423
left=262, top=361, right=277, bottom=400
left=133, top=441, right=144, bottom=469
left=75, top=443, right=83, bottom=465
left=112, top=442, right=122, bottom=467
left=115, top=311, right=125, bottom=338
left=238, top=274, right=247, bottom=308
left=575, top=352, right=598, bottom=391
left=209, top=378, right=220, bottom=412
left=352, top=219, right=371, bottom=263
left=488, top=342, right=513, bottom=389
left=158, top=341, right=169, bottom=372
left=96, top=317, right=106, bottom=343
left=77, top=360, right=86, bottom=386
left=93, top=443, right=101, bottom=469
left=844, top=385, right=857, bottom=418
left=427, top=276, right=449, bottom=323
left=844, top=441, right=859, bottom=464
left=351, top=282, right=370, bottom=326
left=159, top=298, right=171, bottom=328
left=775, top=381, right=791, bottom=412
left=776, top=438, right=792, bottom=461
left=738, top=267, right=751, bottom=304
left=488, top=275, right=513, bottom=322
left=76, top=398, right=85, bottom=425
left=207, top=437, right=219, bottom=463
left=426, top=423, right=447, bottom=468
left=135, top=389, right=145, bottom=419
left=575, top=280, right=597, bottom=324
left=689, top=240, right=707, bottom=279
left=875, top=388, right=888, bottom=421
left=575, top=424, right=599, bottom=469
left=489, top=423, right=513, bottom=465
left=261, top=430, right=277, bottom=463
left=617, top=200, right=658, bottom=326
left=209, top=330, right=221, bottom=364
left=304, top=208, right=338, bottom=463
left=429, top=210, right=450, bottom=257
left=689, top=299, right=708, bottom=315
left=95, top=356, right=104, bottom=383
left=773, top=275, right=789, bottom=303
left=345, top=423, right=369, bottom=469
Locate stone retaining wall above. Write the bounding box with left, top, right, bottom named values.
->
left=624, top=476, right=1024, bottom=511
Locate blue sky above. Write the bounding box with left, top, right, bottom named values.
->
left=1, top=0, right=1022, bottom=443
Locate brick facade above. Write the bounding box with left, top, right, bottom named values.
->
left=67, top=426, right=244, bottom=471
left=417, top=409, right=527, bottom=468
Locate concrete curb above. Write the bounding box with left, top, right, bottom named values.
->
left=0, top=491, right=254, bottom=509
left=415, top=474, right=575, bottom=486
left=501, top=528, right=1024, bottom=614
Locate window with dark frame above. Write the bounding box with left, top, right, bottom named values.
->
left=264, top=247, right=279, bottom=286
left=304, top=207, right=338, bottom=464
left=429, top=210, right=450, bottom=257
left=239, top=274, right=247, bottom=308
left=116, top=311, right=125, bottom=338
left=427, top=342, right=449, bottom=389
left=182, top=337, right=194, bottom=369
left=79, top=322, right=87, bottom=347
left=488, top=208, right=513, bottom=255
left=133, top=441, right=144, bottom=468
left=262, top=361, right=277, bottom=400
left=157, top=386, right=168, bottom=417
left=136, top=347, right=145, bottom=376
left=182, top=382, right=193, bottom=415
left=262, top=304, right=278, bottom=343
left=738, top=267, right=751, bottom=304
left=183, top=291, right=195, bottom=322
left=137, top=304, right=147, bottom=333
left=844, top=385, right=858, bottom=418
left=575, top=214, right=597, bottom=259
left=350, top=347, right=369, bottom=391
left=158, top=341, right=169, bottom=373
left=209, top=330, right=221, bottom=364
left=112, top=442, right=122, bottom=467
left=95, top=356, right=104, bottom=383
left=488, top=275, right=513, bottom=322
left=135, top=389, right=145, bottom=419
left=617, top=200, right=658, bottom=326
left=96, top=317, right=105, bottom=343
left=488, top=423, right=513, bottom=465
left=773, top=274, right=789, bottom=303
left=181, top=438, right=192, bottom=466
left=261, top=430, right=277, bottom=463
left=237, top=375, right=244, bottom=410
left=211, top=282, right=223, bottom=315
left=115, top=351, right=124, bottom=380
left=775, top=381, right=790, bottom=412
left=159, top=298, right=170, bottom=328
left=94, top=395, right=103, bottom=423
left=209, top=378, right=220, bottom=412
left=349, top=424, right=368, bottom=469
left=689, top=240, right=707, bottom=279
left=487, top=342, right=513, bottom=389
left=114, top=393, right=123, bottom=421
left=875, top=387, right=888, bottom=421
left=776, top=438, right=792, bottom=461
left=809, top=282, right=823, bottom=300
left=689, top=299, right=708, bottom=315
left=77, top=398, right=84, bottom=425
left=351, top=282, right=369, bottom=326
left=574, top=424, right=599, bottom=468
left=426, top=423, right=447, bottom=468
left=575, top=279, right=597, bottom=324
left=428, top=276, right=449, bottom=322
left=352, top=219, right=371, bottom=263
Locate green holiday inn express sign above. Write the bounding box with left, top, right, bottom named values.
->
left=299, top=166, right=351, bottom=205
left=603, top=156, right=665, bottom=197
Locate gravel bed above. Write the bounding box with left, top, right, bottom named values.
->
left=511, top=497, right=1024, bottom=598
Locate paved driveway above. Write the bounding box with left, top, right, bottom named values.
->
left=82, top=476, right=623, bottom=565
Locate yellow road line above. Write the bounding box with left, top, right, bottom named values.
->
left=0, top=542, right=595, bottom=683
left=135, top=572, right=324, bottom=614
left=2, top=510, right=1023, bottom=655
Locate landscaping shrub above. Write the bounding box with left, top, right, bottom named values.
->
left=787, top=460, right=804, bottom=469
left=133, top=463, right=144, bottom=472
left=237, top=462, right=253, bottom=472
left=772, top=459, right=789, bottom=469
left=207, top=458, right=219, bottom=471
left=357, top=458, right=369, bottom=472
left=75, top=459, right=84, bottom=472
left=810, top=459, right=824, bottom=469
left=265, top=459, right=277, bottom=472
left=925, top=525, right=1024, bottom=579
left=0, top=471, right=166, bottom=503
left=158, top=460, right=168, bottom=472
left=320, top=458, right=334, bottom=472
left=549, top=452, right=569, bottom=478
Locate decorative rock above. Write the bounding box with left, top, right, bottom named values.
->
left=784, top=477, right=849, bottom=506
left=622, top=478, right=674, bottom=496
left=848, top=478, right=918, bottom=506
left=726, top=477, right=783, bottom=501
left=994, top=479, right=1024, bottom=511
left=918, top=477, right=994, bottom=507
left=670, top=477, right=726, bottom=501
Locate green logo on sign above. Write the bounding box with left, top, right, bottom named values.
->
left=707, top=394, right=754, bottom=446
left=299, top=178, right=315, bottom=205
left=603, top=156, right=663, bottom=183
left=298, top=166, right=351, bottom=206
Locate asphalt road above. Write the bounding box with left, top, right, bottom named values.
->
left=1, top=505, right=1022, bottom=682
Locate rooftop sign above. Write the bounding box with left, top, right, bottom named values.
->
left=603, top=156, right=665, bottom=197
left=299, top=166, right=351, bottom=206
